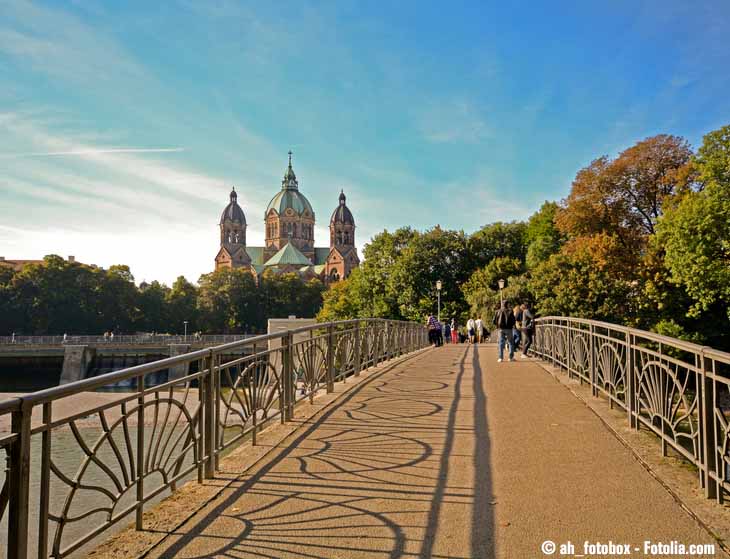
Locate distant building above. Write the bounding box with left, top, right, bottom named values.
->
left=215, top=152, right=359, bottom=282
left=0, top=255, right=80, bottom=272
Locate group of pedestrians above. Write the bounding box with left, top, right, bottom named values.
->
left=426, top=316, right=466, bottom=346
left=465, top=317, right=486, bottom=344
left=427, top=301, right=535, bottom=357
left=426, top=315, right=489, bottom=346
left=492, top=301, right=534, bottom=362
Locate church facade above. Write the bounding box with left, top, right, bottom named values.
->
left=214, top=153, right=359, bottom=282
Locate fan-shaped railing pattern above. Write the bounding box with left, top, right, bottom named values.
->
left=0, top=319, right=428, bottom=559
left=533, top=316, right=730, bottom=505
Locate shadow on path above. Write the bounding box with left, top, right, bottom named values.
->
left=148, top=347, right=495, bottom=559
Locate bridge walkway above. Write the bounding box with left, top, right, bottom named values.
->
left=144, top=345, right=715, bottom=559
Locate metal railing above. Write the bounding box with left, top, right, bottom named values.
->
left=0, top=334, right=254, bottom=346
left=533, top=316, right=730, bottom=504
left=0, top=319, right=428, bottom=559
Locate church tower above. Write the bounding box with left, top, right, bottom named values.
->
left=264, top=152, right=316, bottom=261
left=215, top=187, right=251, bottom=270
left=325, top=190, right=359, bottom=282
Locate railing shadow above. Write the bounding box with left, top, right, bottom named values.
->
left=151, top=346, right=495, bottom=559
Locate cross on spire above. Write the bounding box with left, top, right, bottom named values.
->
left=288, top=150, right=293, bottom=166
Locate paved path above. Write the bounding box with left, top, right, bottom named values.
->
left=147, top=345, right=717, bottom=558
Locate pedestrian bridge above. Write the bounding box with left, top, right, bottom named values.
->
left=0, top=319, right=728, bottom=558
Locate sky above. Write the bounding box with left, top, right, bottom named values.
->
left=1, top=0, right=729, bottom=285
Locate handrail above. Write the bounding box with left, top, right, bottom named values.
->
left=532, top=316, right=730, bottom=506
left=0, top=317, right=429, bottom=559
left=536, top=316, right=730, bottom=358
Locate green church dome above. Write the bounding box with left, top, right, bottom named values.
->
left=265, top=152, right=315, bottom=217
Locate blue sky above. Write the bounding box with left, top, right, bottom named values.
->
left=1, top=0, right=729, bottom=285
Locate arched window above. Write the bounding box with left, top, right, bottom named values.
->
left=330, top=270, right=340, bottom=282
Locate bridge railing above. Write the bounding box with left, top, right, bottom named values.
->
left=0, top=334, right=255, bottom=346
left=0, top=318, right=428, bottom=559
left=533, top=316, right=730, bottom=504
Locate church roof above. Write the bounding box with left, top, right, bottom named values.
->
left=265, top=153, right=314, bottom=217
left=220, top=188, right=246, bottom=224
left=314, top=247, right=330, bottom=265
left=265, top=243, right=313, bottom=267
left=266, top=189, right=314, bottom=217
left=246, top=246, right=265, bottom=265
left=330, top=190, right=355, bottom=225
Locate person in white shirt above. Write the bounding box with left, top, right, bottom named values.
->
left=475, top=318, right=483, bottom=343
left=466, top=318, right=476, bottom=344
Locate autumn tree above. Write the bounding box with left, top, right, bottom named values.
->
left=557, top=135, right=695, bottom=254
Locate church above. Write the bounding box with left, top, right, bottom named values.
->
left=214, top=152, right=359, bottom=282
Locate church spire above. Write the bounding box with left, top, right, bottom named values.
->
left=282, top=150, right=298, bottom=190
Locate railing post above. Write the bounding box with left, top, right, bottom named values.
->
left=136, top=373, right=145, bottom=530
left=566, top=320, right=572, bottom=379
left=625, top=328, right=637, bottom=430
left=589, top=323, right=597, bottom=397
left=38, top=402, right=52, bottom=559
left=384, top=321, right=390, bottom=361
left=326, top=323, right=335, bottom=393
left=213, top=351, right=221, bottom=471
left=550, top=319, right=556, bottom=367
left=7, top=403, right=31, bottom=559
left=354, top=322, right=361, bottom=377
left=699, top=348, right=720, bottom=501
left=203, top=350, right=215, bottom=479
left=282, top=331, right=294, bottom=421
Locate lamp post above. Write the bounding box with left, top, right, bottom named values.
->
left=436, top=280, right=442, bottom=323
left=498, top=278, right=505, bottom=307
left=183, top=320, right=188, bottom=342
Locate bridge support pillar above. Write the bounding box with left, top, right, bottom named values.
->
left=60, top=345, right=96, bottom=385
left=168, top=344, right=192, bottom=381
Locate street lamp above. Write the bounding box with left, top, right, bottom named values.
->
left=436, top=280, right=442, bottom=323
left=183, top=320, right=188, bottom=342
left=498, top=278, right=505, bottom=307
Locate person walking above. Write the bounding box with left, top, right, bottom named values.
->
left=512, top=303, right=523, bottom=351
left=444, top=320, right=451, bottom=344
left=475, top=317, right=484, bottom=344
left=466, top=317, right=476, bottom=344
left=521, top=302, right=535, bottom=358
left=493, top=301, right=516, bottom=362
left=427, top=314, right=439, bottom=347
left=450, top=319, right=459, bottom=344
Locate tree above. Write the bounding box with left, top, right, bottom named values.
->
left=317, top=272, right=365, bottom=322
left=657, top=125, right=730, bottom=325
left=136, top=281, right=170, bottom=332
left=462, top=257, right=529, bottom=322
left=391, top=226, right=472, bottom=322
left=557, top=135, right=695, bottom=253
left=528, top=234, right=634, bottom=322
left=468, top=221, right=527, bottom=268
left=167, top=276, right=199, bottom=333
left=197, top=268, right=259, bottom=333
left=525, top=201, right=565, bottom=269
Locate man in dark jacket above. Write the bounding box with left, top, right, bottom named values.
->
left=493, top=301, right=516, bottom=362
left=521, top=302, right=535, bottom=358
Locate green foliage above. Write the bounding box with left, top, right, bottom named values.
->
left=528, top=235, right=633, bottom=323
left=0, top=258, right=324, bottom=335
left=468, top=221, right=527, bottom=268
left=525, top=201, right=565, bottom=268
left=462, top=257, right=530, bottom=322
